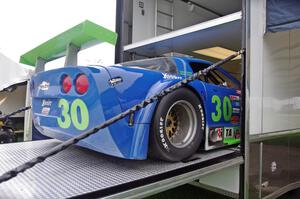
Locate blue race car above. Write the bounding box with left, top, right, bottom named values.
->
left=31, top=57, right=241, bottom=161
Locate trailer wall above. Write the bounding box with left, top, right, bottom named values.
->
left=248, top=1, right=300, bottom=198
left=249, top=1, right=300, bottom=135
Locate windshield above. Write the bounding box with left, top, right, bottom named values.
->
left=119, top=57, right=178, bottom=74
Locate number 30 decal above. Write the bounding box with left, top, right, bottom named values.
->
left=211, top=95, right=232, bottom=122
left=57, top=98, right=89, bottom=130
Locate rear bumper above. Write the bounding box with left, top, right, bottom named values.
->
left=31, top=66, right=150, bottom=159
left=39, top=123, right=150, bottom=159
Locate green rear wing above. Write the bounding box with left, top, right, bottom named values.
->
left=20, top=20, right=117, bottom=71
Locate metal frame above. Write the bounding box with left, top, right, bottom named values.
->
left=115, top=0, right=124, bottom=63
left=64, top=43, right=80, bottom=66
left=103, top=157, right=243, bottom=199
left=23, top=82, right=32, bottom=141
left=263, top=181, right=300, bottom=199
left=240, top=0, right=249, bottom=198
left=250, top=128, right=300, bottom=143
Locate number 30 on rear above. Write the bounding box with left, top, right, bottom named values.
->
left=57, top=98, right=89, bottom=131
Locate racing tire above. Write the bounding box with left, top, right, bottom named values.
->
left=149, top=88, right=205, bottom=162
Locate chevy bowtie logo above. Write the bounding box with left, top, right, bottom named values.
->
left=39, top=81, right=50, bottom=91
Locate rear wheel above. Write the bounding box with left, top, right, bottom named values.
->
left=149, top=88, right=205, bottom=161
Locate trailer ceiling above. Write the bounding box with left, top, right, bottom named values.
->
left=124, top=12, right=241, bottom=60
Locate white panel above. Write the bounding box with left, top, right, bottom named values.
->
left=249, top=0, right=265, bottom=135
left=173, top=0, right=216, bottom=30
left=157, top=13, right=172, bottom=30
left=249, top=1, right=300, bottom=134
left=0, top=53, right=30, bottom=91
left=262, top=32, right=290, bottom=132
left=0, top=85, right=27, bottom=117
left=198, top=165, right=240, bottom=194
left=132, top=0, right=156, bottom=42
left=288, top=29, right=300, bottom=129
left=157, top=0, right=172, bottom=14
left=126, top=12, right=241, bottom=52
left=131, top=0, right=226, bottom=43
left=261, top=29, right=300, bottom=133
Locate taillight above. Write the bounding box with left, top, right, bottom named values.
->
left=62, top=75, right=72, bottom=93
left=75, top=74, right=89, bottom=94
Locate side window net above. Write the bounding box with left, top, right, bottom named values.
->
left=189, top=61, right=239, bottom=88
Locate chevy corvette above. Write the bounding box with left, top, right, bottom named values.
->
left=31, top=57, right=241, bottom=161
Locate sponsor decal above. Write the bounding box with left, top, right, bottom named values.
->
left=39, top=81, right=50, bottom=91
left=224, top=127, right=234, bottom=138
left=233, top=101, right=240, bottom=107
left=198, top=104, right=205, bottom=130
left=42, top=100, right=52, bottom=107
left=209, top=127, right=223, bottom=143
left=229, top=95, right=240, bottom=101
left=41, top=107, right=50, bottom=115
left=234, top=127, right=240, bottom=139
left=233, top=108, right=240, bottom=113
left=231, top=116, right=240, bottom=124
left=179, top=71, right=193, bottom=76
left=186, top=71, right=193, bottom=76
left=159, top=117, right=169, bottom=151
left=162, top=73, right=183, bottom=80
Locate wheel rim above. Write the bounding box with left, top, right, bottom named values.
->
left=165, top=100, right=198, bottom=148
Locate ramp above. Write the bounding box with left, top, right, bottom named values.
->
left=0, top=139, right=243, bottom=198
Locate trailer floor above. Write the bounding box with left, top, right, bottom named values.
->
left=0, top=139, right=242, bottom=198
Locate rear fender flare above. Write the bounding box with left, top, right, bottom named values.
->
left=130, top=80, right=208, bottom=158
